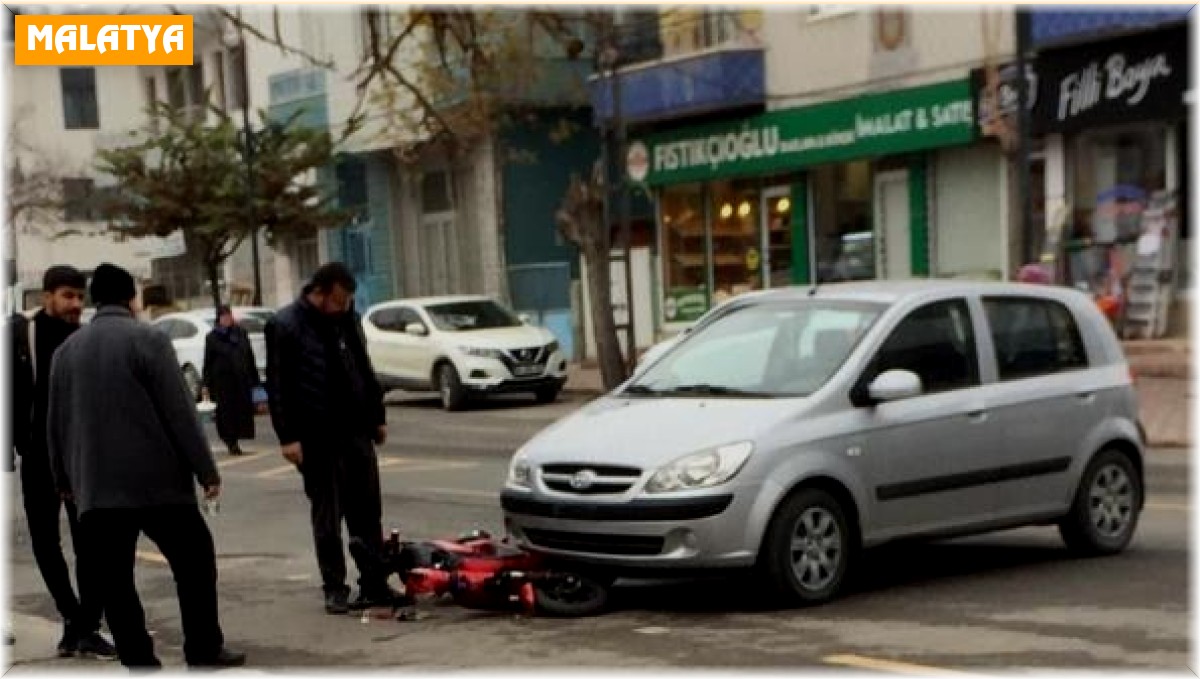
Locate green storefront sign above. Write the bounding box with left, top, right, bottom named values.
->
left=633, top=79, right=976, bottom=187
left=663, top=287, right=709, bottom=323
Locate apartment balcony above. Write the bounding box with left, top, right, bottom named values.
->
left=1029, top=7, right=1192, bottom=49
left=588, top=12, right=765, bottom=126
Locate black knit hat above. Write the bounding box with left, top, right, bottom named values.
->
left=42, top=265, right=86, bottom=293
left=89, top=263, right=137, bottom=307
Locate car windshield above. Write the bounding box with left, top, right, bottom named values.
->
left=627, top=300, right=885, bottom=398
left=426, top=300, right=521, bottom=332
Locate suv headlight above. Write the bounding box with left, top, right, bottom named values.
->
left=460, top=346, right=504, bottom=360
left=644, top=442, right=754, bottom=493
left=506, top=453, right=533, bottom=489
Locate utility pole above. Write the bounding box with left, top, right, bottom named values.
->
left=1015, top=5, right=1035, bottom=265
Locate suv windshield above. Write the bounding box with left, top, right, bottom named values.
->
left=426, top=300, right=521, bottom=332
left=628, top=300, right=885, bottom=398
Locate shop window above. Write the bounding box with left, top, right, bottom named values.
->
left=1067, top=125, right=1168, bottom=297
left=812, top=161, right=873, bottom=283
left=660, top=185, right=708, bottom=322
left=710, top=180, right=761, bottom=304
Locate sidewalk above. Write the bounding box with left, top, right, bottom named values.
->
left=564, top=339, right=1192, bottom=447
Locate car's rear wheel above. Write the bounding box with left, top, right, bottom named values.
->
left=1059, top=449, right=1142, bottom=555
left=436, top=363, right=469, bottom=412
left=183, top=365, right=202, bottom=403
left=758, top=487, right=852, bottom=606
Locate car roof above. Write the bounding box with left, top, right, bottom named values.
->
left=367, top=295, right=493, bottom=311
left=742, top=280, right=1093, bottom=306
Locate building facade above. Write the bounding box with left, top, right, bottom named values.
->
left=595, top=7, right=1019, bottom=344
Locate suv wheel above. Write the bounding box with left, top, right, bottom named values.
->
left=1059, top=449, right=1142, bottom=555
left=534, top=385, right=560, bottom=404
left=436, top=363, right=469, bottom=412
left=758, top=487, right=852, bottom=606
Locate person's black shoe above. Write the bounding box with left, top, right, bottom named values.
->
left=324, top=589, right=350, bottom=615
left=189, top=647, right=246, bottom=668
left=350, top=586, right=407, bottom=610
left=76, top=630, right=118, bottom=659
left=56, top=624, right=78, bottom=658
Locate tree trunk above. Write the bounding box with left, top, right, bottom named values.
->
left=581, top=237, right=627, bottom=391
left=205, top=256, right=223, bottom=312
left=556, top=163, right=629, bottom=392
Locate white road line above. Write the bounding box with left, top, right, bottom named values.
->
left=254, top=464, right=299, bottom=479
left=823, top=654, right=970, bottom=675
left=216, top=453, right=266, bottom=469
left=1146, top=501, right=1189, bottom=512
left=136, top=550, right=168, bottom=565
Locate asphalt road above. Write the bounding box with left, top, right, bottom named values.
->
left=6, top=391, right=1191, bottom=671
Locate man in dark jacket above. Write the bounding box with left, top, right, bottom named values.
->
left=10, top=265, right=116, bottom=659
left=47, top=264, right=245, bottom=669
left=265, top=262, right=395, bottom=615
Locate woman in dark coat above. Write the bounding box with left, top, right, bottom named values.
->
left=203, top=306, right=258, bottom=456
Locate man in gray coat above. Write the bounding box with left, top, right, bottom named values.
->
left=47, top=264, right=244, bottom=669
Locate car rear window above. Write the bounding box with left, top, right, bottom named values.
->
left=984, top=297, right=1088, bottom=381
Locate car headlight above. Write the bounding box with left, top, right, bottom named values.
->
left=506, top=453, right=533, bottom=489
left=644, top=442, right=754, bottom=493
left=460, top=346, right=504, bottom=360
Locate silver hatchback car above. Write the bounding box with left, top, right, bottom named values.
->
left=502, top=281, right=1145, bottom=605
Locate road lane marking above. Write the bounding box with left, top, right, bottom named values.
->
left=255, top=464, right=299, bottom=479
left=378, top=460, right=478, bottom=474
left=416, top=487, right=497, bottom=499
left=823, top=654, right=969, bottom=675
left=1146, top=501, right=1189, bottom=512
left=217, top=453, right=265, bottom=469
left=136, top=550, right=167, bottom=565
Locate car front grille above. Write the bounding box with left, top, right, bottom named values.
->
left=498, top=343, right=553, bottom=376
left=541, top=464, right=643, bottom=495
left=523, top=529, right=664, bottom=556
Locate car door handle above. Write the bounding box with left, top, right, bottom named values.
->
left=967, top=410, right=989, bottom=424
left=1075, top=391, right=1097, bottom=404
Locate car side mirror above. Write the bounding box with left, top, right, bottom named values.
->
left=518, top=313, right=532, bottom=325
left=867, top=369, right=923, bottom=404
left=405, top=323, right=428, bottom=337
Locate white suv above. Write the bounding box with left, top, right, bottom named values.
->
left=363, top=296, right=569, bottom=410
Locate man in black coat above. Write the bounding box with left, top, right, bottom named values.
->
left=265, top=262, right=396, bottom=615
left=46, top=264, right=244, bottom=668
left=10, top=265, right=116, bottom=658
left=203, top=306, right=258, bottom=456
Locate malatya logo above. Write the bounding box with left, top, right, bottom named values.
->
left=15, top=15, right=193, bottom=66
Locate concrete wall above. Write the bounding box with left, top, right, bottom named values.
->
left=764, top=7, right=1015, bottom=110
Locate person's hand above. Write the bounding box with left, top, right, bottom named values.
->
left=282, top=442, right=303, bottom=466
left=374, top=425, right=387, bottom=446
left=59, top=490, right=73, bottom=502
left=201, top=387, right=210, bottom=401
left=203, top=484, right=221, bottom=500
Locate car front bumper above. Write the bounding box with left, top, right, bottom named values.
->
left=456, top=352, right=569, bottom=392
left=500, top=488, right=759, bottom=570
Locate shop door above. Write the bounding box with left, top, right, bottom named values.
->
left=760, top=187, right=794, bottom=288
left=875, top=170, right=911, bottom=279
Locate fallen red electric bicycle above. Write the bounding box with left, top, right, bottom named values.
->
left=349, top=529, right=611, bottom=618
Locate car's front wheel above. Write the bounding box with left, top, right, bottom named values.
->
left=534, top=384, right=561, bottom=404
left=758, top=487, right=852, bottom=607
left=1059, top=449, right=1142, bottom=555
left=436, top=363, right=469, bottom=412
